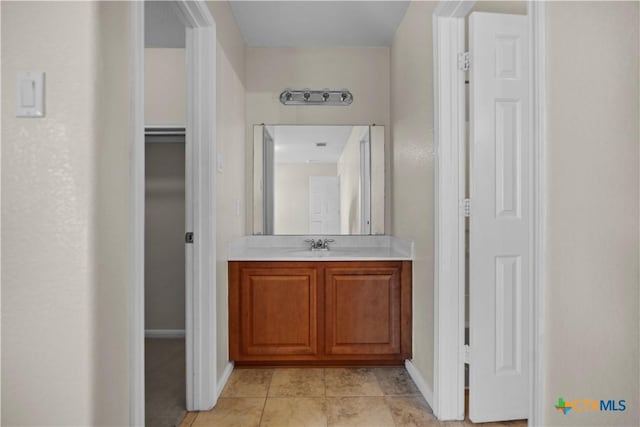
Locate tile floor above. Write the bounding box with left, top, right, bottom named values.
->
left=179, top=367, right=527, bottom=427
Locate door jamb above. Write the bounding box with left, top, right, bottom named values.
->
left=129, top=1, right=217, bottom=425
left=129, top=3, right=145, bottom=425
left=432, top=1, right=546, bottom=424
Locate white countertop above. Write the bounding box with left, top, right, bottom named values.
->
left=227, top=235, right=414, bottom=261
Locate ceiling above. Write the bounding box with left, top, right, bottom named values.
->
left=272, top=126, right=364, bottom=164
left=229, top=1, right=410, bottom=47
left=145, top=1, right=410, bottom=49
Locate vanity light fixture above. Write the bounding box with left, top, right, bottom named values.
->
left=279, top=88, right=353, bottom=106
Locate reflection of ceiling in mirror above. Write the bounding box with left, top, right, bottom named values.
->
left=273, top=126, right=360, bottom=164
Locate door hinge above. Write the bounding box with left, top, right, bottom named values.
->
left=463, top=198, right=471, bottom=217
left=185, top=232, right=194, bottom=244
left=458, top=51, right=470, bottom=71
left=464, top=344, right=471, bottom=364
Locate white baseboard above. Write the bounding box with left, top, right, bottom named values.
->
left=145, top=329, right=185, bottom=338
left=216, top=362, right=234, bottom=399
left=405, top=359, right=434, bottom=410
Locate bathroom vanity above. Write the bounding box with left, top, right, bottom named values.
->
left=228, top=236, right=413, bottom=366
left=231, top=125, right=413, bottom=365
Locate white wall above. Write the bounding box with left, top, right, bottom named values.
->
left=371, top=125, right=385, bottom=236
left=390, top=0, right=438, bottom=389
left=544, top=2, right=639, bottom=425
left=206, top=0, right=247, bottom=383
left=245, top=47, right=391, bottom=234
left=1, top=2, right=131, bottom=425
left=252, top=126, right=265, bottom=233
left=145, top=48, right=186, bottom=125
left=471, top=1, right=527, bottom=15
left=1, top=2, right=245, bottom=423
left=274, top=163, right=338, bottom=234
left=93, top=4, right=132, bottom=424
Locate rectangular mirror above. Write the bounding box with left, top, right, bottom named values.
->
left=253, top=125, right=384, bottom=235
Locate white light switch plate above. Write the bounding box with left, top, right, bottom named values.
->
left=16, top=72, right=45, bottom=117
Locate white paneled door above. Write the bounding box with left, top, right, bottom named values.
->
left=309, top=176, right=340, bottom=234
left=469, top=12, right=530, bottom=423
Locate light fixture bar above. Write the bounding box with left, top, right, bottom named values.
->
left=279, top=89, right=353, bottom=106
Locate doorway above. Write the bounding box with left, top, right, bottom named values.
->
left=432, top=0, right=547, bottom=424
left=143, top=4, right=188, bottom=424
left=130, top=1, right=218, bottom=425
left=144, top=128, right=187, bottom=425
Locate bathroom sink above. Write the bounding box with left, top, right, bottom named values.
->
left=284, top=248, right=360, bottom=258
left=227, top=236, right=414, bottom=261
left=285, top=249, right=333, bottom=257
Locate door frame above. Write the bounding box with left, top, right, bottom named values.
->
left=432, top=1, right=546, bottom=424
left=129, top=1, right=217, bottom=425
left=359, top=128, right=372, bottom=235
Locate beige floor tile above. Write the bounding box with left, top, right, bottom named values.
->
left=191, top=398, right=265, bottom=427
left=260, top=397, right=327, bottom=427
left=268, top=368, right=325, bottom=397
left=179, top=412, right=198, bottom=427
left=326, top=396, right=395, bottom=427
left=385, top=396, right=438, bottom=427
left=373, top=368, right=421, bottom=396
left=221, top=369, right=274, bottom=398
left=462, top=420, right=527, bottom=427
left=325, top=368, right=383, bottom=397
left=499, top=421, right=527, bottom=427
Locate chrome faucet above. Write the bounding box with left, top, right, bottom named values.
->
left=304, top=238, right=335, bottom=251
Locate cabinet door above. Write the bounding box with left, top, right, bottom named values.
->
left=239, top=267, right=319, bottom=356
left=325, top=264, right=401, bottom=355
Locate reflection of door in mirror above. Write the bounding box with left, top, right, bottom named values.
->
left=309, top=176, right=341, bottom=234
left=263, top=127, right=275, bottom=234
left=254, top=125, right=384, bottom=235
left=360, top=133, right=371, bottom=235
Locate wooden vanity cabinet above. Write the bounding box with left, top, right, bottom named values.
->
left=231, top=264, right=321, bottom=359
left=229, top=260, right=412, bottom=365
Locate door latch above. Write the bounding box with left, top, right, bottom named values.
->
left=185, top=232, right=194, bottom=244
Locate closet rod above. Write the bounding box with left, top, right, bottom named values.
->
left=145, top=126, right=185, bottom=136
left=145, top=126, right=185, bottom=144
